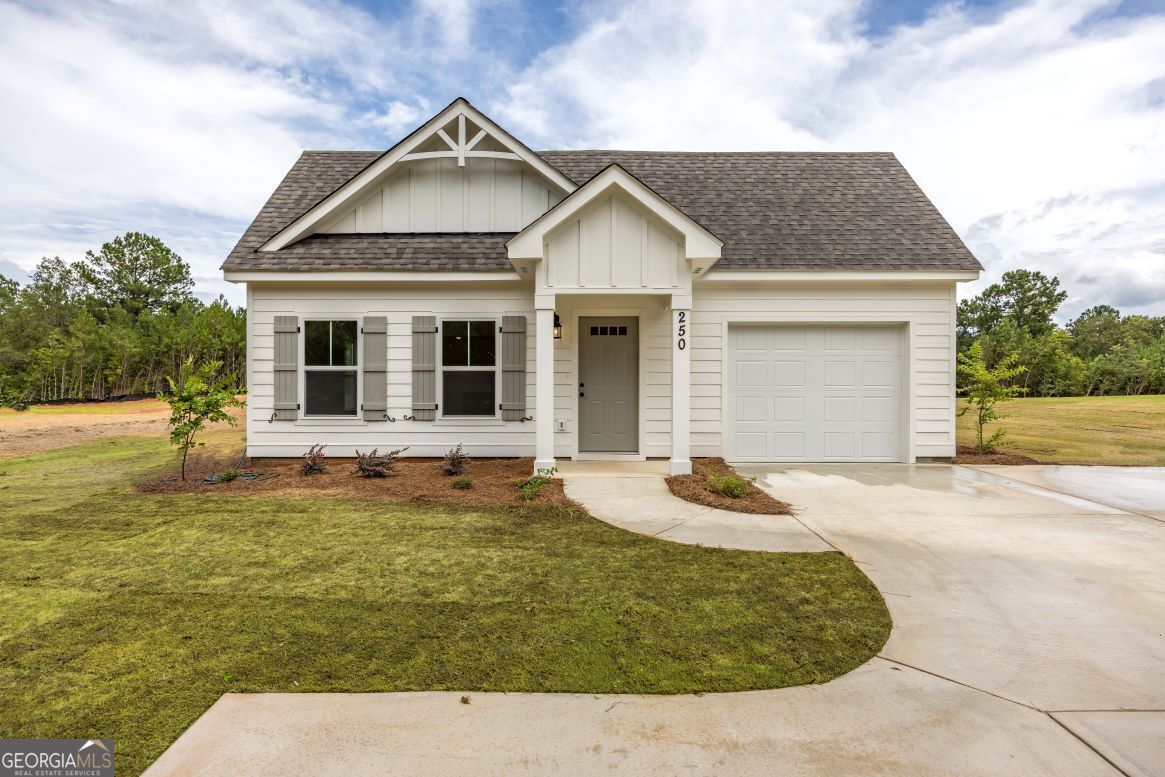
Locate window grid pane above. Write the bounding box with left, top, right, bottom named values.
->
left=442, top=370, right=495, bottom=416
left=305, top=370, right=357, bottom=416
left=442, top=320, right=469, bottom=366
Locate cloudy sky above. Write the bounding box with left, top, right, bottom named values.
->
left=1, top=0, right=1162, bottom=319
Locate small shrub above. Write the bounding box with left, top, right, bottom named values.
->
left=218, top=468, right=238, bottom=483
left=518, top=467, right=556, bottom=501
left=442, top=443, right=471, bottom=476
left=452, top=476, right=473, bottom=490
left=354, top=447, right=408, bottom=478
left=301, top=443, right=327, bottom=475
left=707, top=470, right=755, bottom=498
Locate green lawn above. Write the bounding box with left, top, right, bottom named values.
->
left=0, top=433, right=889, bottom=775
left=957, top=394, right=1165, bottom=465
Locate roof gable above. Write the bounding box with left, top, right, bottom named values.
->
left=507, top=164, right=722, bottom=263
left=222, top=148, right=983, bottom=275
left=258, top=98, right=576, bottom=252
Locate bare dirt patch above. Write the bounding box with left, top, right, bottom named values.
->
left=666, top=457, right=793, bottom=515
left=138, top=450, right=575, bottom=507
left=0, top=399, right=186, bottom=458
left=953, top=445, right=1042, bottom=465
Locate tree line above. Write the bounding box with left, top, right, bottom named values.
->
left=958, top=269, right=1165, bottom=396
left=0, top=232, right=245, bottom=407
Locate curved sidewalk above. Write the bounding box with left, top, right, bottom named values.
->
left=560, top=464, right=833, bottom=553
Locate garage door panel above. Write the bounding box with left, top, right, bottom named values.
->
left=734, top=431, right=768, bottom=458
left=824, top=396, right=856, bottom=422
left=735, top=360, right=767, bottom=386
left=824, top=327, right=857, bottom=350
left=823, top=431, right=856, bottom=458
left=773, top=361, right=806, bottom=386
left=736, top=395, right=768, bottom=423
left=735, top=327, right=769, bottom=351
left=773, top=396, right=804, bottom=421
left=862, top=396, right=895, bottom=422
left=823, top=361, right=856, bottom=387
left=727, top=324, right=903, bottom=462
left=862, top=431, right=897, bottom=459
left=861, top=328, right=900, bottom=351
left=773, top=328, right=806, bottom=350
left=861, top=360, right=897, bottom=388
left=773, top=432, right=805, bottom=458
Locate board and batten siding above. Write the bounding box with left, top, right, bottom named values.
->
left=246, top=283, right=537, bottom=458
left=691, top=281, right=959, bottom=461
left=542, top=193, right=687, bottom=292
left=320, top=157, right=565, bottom=234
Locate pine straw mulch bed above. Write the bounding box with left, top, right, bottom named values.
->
left=138, top=453, right=573, bottom=506
left=666, top=457, right=793, bottom=515
left=952, top=445, right=1042, bottom=465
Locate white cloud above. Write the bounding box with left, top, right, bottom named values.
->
left=496, top=0, right=1165, bottom=317
left=0, top=0, right=492, bottom=305
left=3, top=0, right=1162, bottom=321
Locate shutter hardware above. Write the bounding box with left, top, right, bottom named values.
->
left=360, top=403, right=397, bottom=422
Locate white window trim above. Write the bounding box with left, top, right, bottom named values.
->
left=437, top=315, right=501, bottom=421
left=300, top=317, right=362, bottom=420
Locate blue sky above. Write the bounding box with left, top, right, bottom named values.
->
left=1, top=0, right=1163, bottom=319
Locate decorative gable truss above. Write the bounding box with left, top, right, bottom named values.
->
left=260, top=99, right=576, bottom=251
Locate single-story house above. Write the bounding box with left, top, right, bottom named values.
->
left=223, top=98, right=981, bottom=474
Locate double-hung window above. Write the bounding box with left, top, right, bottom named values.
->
left=441, top=319, right=496, bottom=417
left=304, top=320, right=358, bottom=417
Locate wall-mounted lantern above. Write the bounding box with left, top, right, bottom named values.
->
left=553, top=313, right=563, bottom=340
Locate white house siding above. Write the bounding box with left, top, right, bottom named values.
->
left=543, top=194, right=686, bottom=292
left=320, top=158, right=565, bottom=235
left=246, top=281, right=537, bottom=458
left=690, top=280, right=958, bottom=462
left=550, top=295, right=673, bottom=459
left=246, top=279, right=957, bottom=462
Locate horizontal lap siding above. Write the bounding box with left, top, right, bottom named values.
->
left=248, top=283, right=536, bottom=457
left=691, top=281, right=958, bottom=460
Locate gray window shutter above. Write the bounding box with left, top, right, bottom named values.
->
left=362, top=316, right=388, bottom=421
left=273, top=316, right=299, bottom=421
left=411, top=315, right=437, bottom=421
left=500, top=315, right=527, bottom=421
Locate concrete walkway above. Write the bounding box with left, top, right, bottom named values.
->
left=145, top=463, right=1165, bottom=777
left=560, top=462, right=832, bottom=552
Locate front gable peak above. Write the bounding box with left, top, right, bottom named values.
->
left=259, top=98, right=577, bottom=252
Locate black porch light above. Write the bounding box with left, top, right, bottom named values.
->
left=553, top=313, right=563, bottom=340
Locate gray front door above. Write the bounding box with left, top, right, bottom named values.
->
left=579, top=317, right=638, bottom=452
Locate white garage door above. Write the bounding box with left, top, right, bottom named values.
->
left=726, top=325, right=904, bottom=462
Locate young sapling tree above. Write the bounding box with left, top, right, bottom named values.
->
left=957, top=341, right=1028, bottom=454
left=159, top=360, right=245, bottom=480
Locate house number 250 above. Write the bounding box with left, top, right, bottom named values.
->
left=676, top=311, right=687, bottom=350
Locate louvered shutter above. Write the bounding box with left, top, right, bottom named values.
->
left=362, top=316, right=388, bottom=421
left=500, top=315, right=527, bottom=421
left=272, top=316, right=299, bottom=421
left=411, top=316, right=437, bottom=420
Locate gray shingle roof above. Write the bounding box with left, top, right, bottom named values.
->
left=223, top=149, right=981, bottom=272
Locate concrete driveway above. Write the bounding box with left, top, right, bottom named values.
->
left=145, top=464, right=1165, bottom=777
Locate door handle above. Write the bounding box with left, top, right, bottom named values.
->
left=579, top=391, right=585, bottom=397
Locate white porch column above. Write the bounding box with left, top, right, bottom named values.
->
left=670, top=295, right=692, bottom=475
left=534, top=301, right=556, bottom=473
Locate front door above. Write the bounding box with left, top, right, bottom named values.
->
left=579, top=317, right=639, bottom=452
